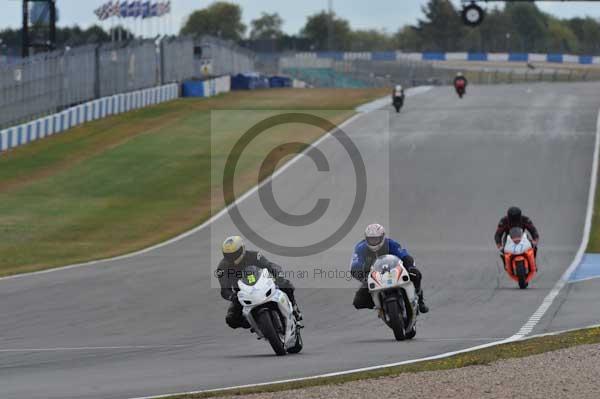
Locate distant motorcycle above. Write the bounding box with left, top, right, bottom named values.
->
left=454, top=79, right=466, bottom=98
left=502, top=227, right=537, bottom=289
left=392, top=95, right=404, bottom=113
left=237, top=266, right=303, bottom=356
left=368, top=255, right=418, bottom=341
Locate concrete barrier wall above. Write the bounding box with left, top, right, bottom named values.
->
left=0, top=84, right=179, bottom=154
left=0, top=74, right=238, bottom=153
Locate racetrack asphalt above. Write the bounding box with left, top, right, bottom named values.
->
left=0, top=83, right=599, bottom=399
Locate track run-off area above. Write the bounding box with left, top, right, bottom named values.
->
left=1, top=83, right=600, bottom=399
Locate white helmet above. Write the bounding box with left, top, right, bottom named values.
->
left=456, top=72, right=464, bottom=77
left=365, top=223, right=386, bottom=252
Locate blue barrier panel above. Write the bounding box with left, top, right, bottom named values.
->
left=7, top=129, right=13, bottom=148
left=35, top=120, right=41, bottom=140
left=60, top=114, right=65, bottom=132
left=268, top=76, right=292, bottom=88
left=27, top=123, right=32, bottom=142
left=44, top=118, right=49, bottom=137
left=580, top=55, right=593, bottom=64
left=547, top=53, right=563, bottom=63
left=508, top=53, right=528, bottom=62
left=182, top=80, right=205, bottom=97
left=372, top=51, right=396, bottom=61
left=468, top=52, right=487, bottom=61
left=422, top=52, right=446, bottom=61
left=17, top=126, right=23, bottom=145
left=231, top=74, right=251, bottom=90
left=317, top=51, right=344, bottom=60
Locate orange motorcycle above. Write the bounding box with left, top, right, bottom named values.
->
left=502, top=227, right=537, bottom=289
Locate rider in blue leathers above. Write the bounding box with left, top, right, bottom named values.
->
left=350, top=224, right=429, bottom=313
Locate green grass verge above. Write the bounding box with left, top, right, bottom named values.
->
left=165, top=326, right=600, bottom=399
left=588, top=169, right=600, bottom=252
left=0, top=88, right=387, bottom=276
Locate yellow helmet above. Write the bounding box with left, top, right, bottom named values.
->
left=222, top=235, right=245, bottom=264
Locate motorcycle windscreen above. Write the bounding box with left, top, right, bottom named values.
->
left=509, top=227, right=524, bottom=242
left=371, top=255, right=402, bottom=274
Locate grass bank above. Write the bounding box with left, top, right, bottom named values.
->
left=0, top=88, right=386, bottom=276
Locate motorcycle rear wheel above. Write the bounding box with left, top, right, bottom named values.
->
left=287, top=329, right=303, bottom=354
left=405, top=324, right=417, bottom=339
left=257, top=310, right=287, bottom=356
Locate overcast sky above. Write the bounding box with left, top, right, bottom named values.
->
left=1, top=0, right=600, bottom=36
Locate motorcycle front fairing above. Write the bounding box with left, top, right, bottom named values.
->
left=504, top=231, right=533, bottom=255
left=237, top=268, right=297, bottom=348
left=367, top=258, right=417, bottom=325
left=503, top=231, right=537, bottom=281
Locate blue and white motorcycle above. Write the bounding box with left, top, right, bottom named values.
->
left=368, top=255, right=419, bottom=341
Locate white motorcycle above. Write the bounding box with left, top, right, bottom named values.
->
left=237, top=266, right=303, bottom=356
left=368, top=255, right=418, bottom=341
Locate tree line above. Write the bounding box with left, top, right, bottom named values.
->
left=180, top=0, right=600, bottom=54
left=2, top=0, right=600, bottom=55
left=0, top=25, right=133, bottom=53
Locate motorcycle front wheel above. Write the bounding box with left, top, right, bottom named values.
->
left=516, top=263, right=528, bottom=289
left=384, top=299, right=406, bottom=341
left=257, top=310, right=287, bottom=356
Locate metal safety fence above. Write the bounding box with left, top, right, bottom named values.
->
left=195, top=36, right=255, bottom=76
left=0, top=35, right=256, bottom=129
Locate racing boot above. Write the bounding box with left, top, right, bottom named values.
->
left=417, top=290, right=429, bottom=314
left=292, top=303, right=303, bottom=322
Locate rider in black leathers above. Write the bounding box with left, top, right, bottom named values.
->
left=216, top=236, right=301, bottom=329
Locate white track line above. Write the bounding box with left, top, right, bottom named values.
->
left=0, top=345, right=188, bottom=353
left=0, top=87, right=432, bottom=282
left=509, top=107, right=600, bottom=340
left=129, top=323, right=600, bottom=399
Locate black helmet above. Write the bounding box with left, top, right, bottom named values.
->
left=507, top=206, right=522, bottom=225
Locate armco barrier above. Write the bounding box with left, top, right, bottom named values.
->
left=292, top=51, right=600, bottom=65
left=0, top=84, right=179, bottom=153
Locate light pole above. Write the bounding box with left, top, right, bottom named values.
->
left=327, top=0, right=334, bottom=52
